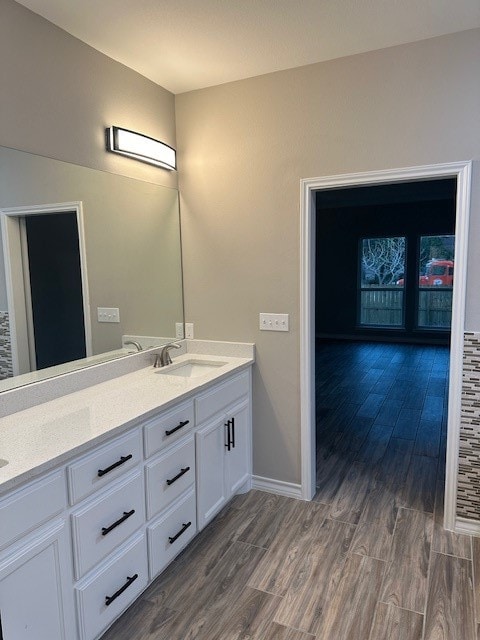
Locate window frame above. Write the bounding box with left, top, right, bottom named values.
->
left=357, top=235, right=407, bottom=330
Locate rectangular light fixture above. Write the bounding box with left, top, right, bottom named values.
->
left=106, top=126, right=176, bottom=170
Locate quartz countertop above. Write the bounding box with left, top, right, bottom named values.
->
left=0, top=352, right=254, bottom=495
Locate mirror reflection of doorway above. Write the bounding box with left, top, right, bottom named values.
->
left=1, top=203, right=91, bottom=376
left=22, top=212, right=86, bottom=370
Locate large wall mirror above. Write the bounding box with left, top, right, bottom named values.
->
left=0, top=146, right=184, bottom=393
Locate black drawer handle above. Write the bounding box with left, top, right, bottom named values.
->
left=231, top=416, right=236, bottom=449
left=166, top=466, right=191, bottom=486
left=105, top=574, right=138, bottom=606
left=98, top=454, right=133, bottom=477
left=165, top=420, right=189, bottom=436
left=168, top=521, right=192, bottom=544
left=225, top=420, right=232, bottom=451
left=102, top=509, right=135, bottom=536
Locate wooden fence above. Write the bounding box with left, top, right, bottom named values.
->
left=360, top=287, right=452, bottom=328
left=417, top=288, right=453, bottom=328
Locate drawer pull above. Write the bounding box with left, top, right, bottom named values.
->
left=231, top=416, right=236, bottom=449
left=225, top=420, right=232, bottom=451
left=105, top=573, right=138, bottom=606
left=98, top=454, right=133, bottom=477
left=165, top=420, right=190, bottom=436
left=101, top=509, right=135, bottom=536
left=168, top=521, right=192, bottom=544
left=166, top=466, right=191, bottom=486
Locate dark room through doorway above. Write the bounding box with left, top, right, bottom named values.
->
left=314, top=178, right=456, bottom=542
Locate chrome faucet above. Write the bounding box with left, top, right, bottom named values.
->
left=154, top=342, right=182, bottom=367
left=124, top=340, right=143, bottom=352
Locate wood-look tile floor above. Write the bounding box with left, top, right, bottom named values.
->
left=101, top=341, right=478, bottom=640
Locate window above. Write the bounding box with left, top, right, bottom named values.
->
left=417, top=235, right=454, bottom=329
left=359, top=237, right=406, bottom=327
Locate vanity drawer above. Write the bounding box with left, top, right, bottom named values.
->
left=75, top=533, right=148, bottom=640
left=71, top=470, right=145, bottom=579
left=195, top=370, right=250, bottom=424
left=145, top=434, right=195, bottom=519
left=0, top=470, right=66, bottom=550
left=144, top=400, right=194, bottom=458
left=148, top=487, right=197, bottom=579
left=67, top=430, right=142, bottom=505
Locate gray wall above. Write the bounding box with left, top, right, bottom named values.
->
left=176, top=29, right=480, bottom=484
left=2, top=0, right=480, bottom=487
left=0, top=0, right=180, bottom=356
left=0, top=0, right=176, bottom=189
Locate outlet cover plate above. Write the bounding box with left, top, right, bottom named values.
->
left=175, top=323, right=185, bottom=339
left=259, top=313, right=289, bottom=332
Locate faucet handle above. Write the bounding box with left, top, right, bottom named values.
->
left=154, top=342, right=182, bottom=368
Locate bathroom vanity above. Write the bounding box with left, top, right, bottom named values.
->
left=0, top=343, right=254, bottom=640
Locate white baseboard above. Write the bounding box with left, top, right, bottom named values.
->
left=454, top=516, right=480, bottom=537
left=251, top=475, right=303, bottom=500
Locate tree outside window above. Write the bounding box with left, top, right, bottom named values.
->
left=361, top=237, right=406, bottom=287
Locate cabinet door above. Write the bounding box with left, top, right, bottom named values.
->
left=0, top=520, right=76, bottom=640
left=196, top=417, right=228, bottom=530
left=225, top=399, right=251, bottom=497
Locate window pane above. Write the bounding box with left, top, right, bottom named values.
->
left=417, top=235, right=454, bottom=329
left=359, top=237, right=405, bottom=327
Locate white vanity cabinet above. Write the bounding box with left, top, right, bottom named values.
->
left=0, top=361, right=252, bottom=640
left=0, top=520, right=75, bottom=640
left=195, top=371, right=252, bottom=529
left=0, top=472, right=76, bottom=640
left=75, top=533, right=148, bottom=640
left=67, top=433, right=147, bottom=640
left=144, top=402, right=198, bottom=580
left=71, top=469, right=146, bottom=579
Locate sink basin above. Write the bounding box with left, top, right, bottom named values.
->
left=0, top=459, right=8, bottom=469
left=158, top=359, right=227, bottom=378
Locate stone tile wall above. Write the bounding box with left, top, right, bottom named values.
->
left=457, top=331, right=480, bottom=519
left=0, top=311, right=13, bottom=380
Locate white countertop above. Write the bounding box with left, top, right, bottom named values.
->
left=0, top=352, right=253, bottom=495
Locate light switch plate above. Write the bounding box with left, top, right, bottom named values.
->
left=259, top=313, right=289, bottom=331
left=97, top=307, right=120, bottom=323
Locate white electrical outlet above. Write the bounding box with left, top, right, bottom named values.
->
left=259, top=313, right=289, bottom=332
left=185, top=322, right=194, bottom=339
left=175, top=323, right=185, bottom=339
left=97, top=307, right=120, bottom=323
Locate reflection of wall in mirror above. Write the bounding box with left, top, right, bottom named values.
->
left=0, top=219, right=13, bottom=379
left=0, top=146, right=183, bottom=377
left=0, top=312, right=13, bottom=380
left=0, top=0, right=180, bottom=387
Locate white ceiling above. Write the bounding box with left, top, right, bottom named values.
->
left=15, top=0, right=480, bottom=94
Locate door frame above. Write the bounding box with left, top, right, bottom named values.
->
left=300, top=161, right=472, bottom=531
left=1, top=201, right=92, bottom=375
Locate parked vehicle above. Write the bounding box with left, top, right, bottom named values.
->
left=397, top=259, right=454, bottom=286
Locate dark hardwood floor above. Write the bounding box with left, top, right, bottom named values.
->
left=101, top=341, right=478, bottom=640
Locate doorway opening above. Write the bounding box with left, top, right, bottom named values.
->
left=1, top=202, right=92, bottom=377
left=300, top=162, right=472, bottom=534
left=315, top=180, right=456, bottom=525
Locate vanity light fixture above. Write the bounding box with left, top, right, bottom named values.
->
left=106, top=126, right=176, bottom=171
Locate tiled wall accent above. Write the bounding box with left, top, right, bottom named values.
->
left=0, top=311, right=13, bottom=380
left=457, top=331, right=480, bottom=519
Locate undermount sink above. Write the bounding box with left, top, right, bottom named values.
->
left=158, top=359, right=227, bottom=378
left=0, top=459, right=8, bottom=469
